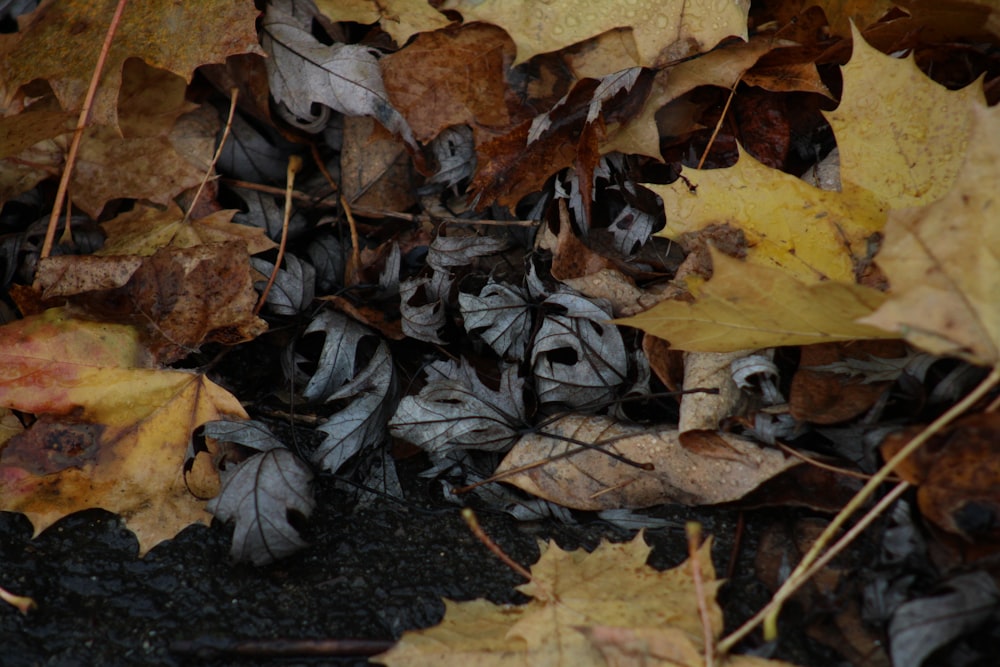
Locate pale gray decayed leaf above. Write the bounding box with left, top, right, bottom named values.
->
left=204, top=419, right=315, bottom=566
left=232, top=186, right=308, bottom=241
left=532, top=291, right=628, bottom=407
left=300, top=310, right=397, bottom=472
left=400, top=277, right=447, bottom=344
left=889, top=571, right=999, bottom=667
left=251, top=255, right=315, bottom=315
left=459, top=280, right=532, bottom=360
left=425, top=125, right=475, bottom=189
left=426, top=234, right=512, bottom=272
left=261, top=2, right=415, bottom=144
left=217, top=112, right=294, bottom=182
left=390, top=359, right=525, bottom=454
left=609, top=204, right=657, bottom=256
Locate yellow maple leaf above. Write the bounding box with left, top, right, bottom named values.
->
left=97, top=202, right=276, bottom=257
left=617, top=249, right=895, bottom=352
left=824, top=24, right=985, bottom=208
left=313, top=0, right=451, bottom=46
left=0, top=309, right=247, bottom=554
left=860, top=101, right=1000, bottom=366
left=376, top=533, right=798, bottom=666
left=625, top=28, right=986, bottom=352
left=441, top=0, right=749, bottom=68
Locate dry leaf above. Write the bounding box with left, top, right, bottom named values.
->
left=314, top=0, right=450, bottom=46
left=496, top=414, right=798, bottom=510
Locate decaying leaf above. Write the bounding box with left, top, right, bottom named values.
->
left=390, top=358, right=525, bottom=455
left=204, top=419, right=315, bottom=566
left=533, top=291, right=628, bottom=407
left=261, top=0, right=415, bottom=144
left=0, top=0, right=261, bottom=129
left=314, top=0, right=450, bottom=47
left=300, top=310, right=397, bottom=473
left=459, top=280, right=532, bottom=361
left=496, top=414, right=798, bottom=510
left=0, top=309, right=247, bottom=553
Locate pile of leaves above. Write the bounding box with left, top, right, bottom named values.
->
left=2, top=0, right=1000, bottom=664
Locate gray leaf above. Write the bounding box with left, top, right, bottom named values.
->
left=307, top=235, right=347, bottom=293
left=459, top=280, right=532, bottom=360
left=532, top=291, right=628, bottom=407
left=400, top=277, right=447, bottom=344
left=301, top=310, right=372, bottom=402
left=390, top=359, right=525, bottom=454
left=217, top=112, right=293, bottom=183
left=251, top=255, right=315, bottom=315
left=205, top=421, right=315, bottom=566
left=889, top=571, right=999, bottom=667
left=232, top=187, right=308, bottom=241
left=203, top=419, right=285, bottom=452
left=426, top=234, right=512, bottom=272
left=609, top=204, right=657, bottom=256
left=426, top=126, right=475, bottom=188
left=261, top=3, right=414, bottom=145
left=312, top=339, right=396, bottom=472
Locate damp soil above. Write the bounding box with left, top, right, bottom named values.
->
left=0, top=458, right=842, bottom=667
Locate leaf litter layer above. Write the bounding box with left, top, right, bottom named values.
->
left=1, top=0, right=1000, bottom=665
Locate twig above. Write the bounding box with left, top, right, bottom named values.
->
left=696, top=78, right=739, bottom=171
left=717, top=367, right=1000, bottom=654
left=41, top=0, right=128, bottom=259
left=341, top=196, right=362, bottom=285
left=461, top=508, right=532, bottom=581
left=687, top=522, right=714, bottom=667
left=254, top=155, right=301, bottom=315
left=183, top=87, right=238, bottom=224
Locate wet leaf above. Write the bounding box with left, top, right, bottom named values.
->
left=859, top=101, right=1000, bottom=366
left=205, top=419, right=315, bottom=566
left=0, top=309, right=247, bottom=553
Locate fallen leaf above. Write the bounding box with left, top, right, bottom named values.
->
left=204, top=419, right=315, bottom=566
left=882, top=413, right=1000, bottom=544
left=0, top=0, right=262, bottom=129
left=300, top=310, right=397, bottom=473
left=38, top=242, right=267, bottom=363
left=441, top=0, right=749, bottom=68
left=376, top=535, right=721, bottom=666
left=314, top=0, right=450, bottom=47
left=617, top=248, right=896, bottom=353
left=0, top=309, right=247, bottom=553
left=824, top=24, right=985, bottom=209
left=261, top=0, right=415, bottom=145
left=390, top=358, right=525, bottom=455
left=97, top=202, right=276, bottom=257
left=859, top=101, right=1000, bottom=366
left=381, top=23, right=516, bottom=144
left=496, top=414, right=798, bottom=510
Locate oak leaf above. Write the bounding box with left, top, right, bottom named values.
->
left=0, top=309, right=247, bottom=554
